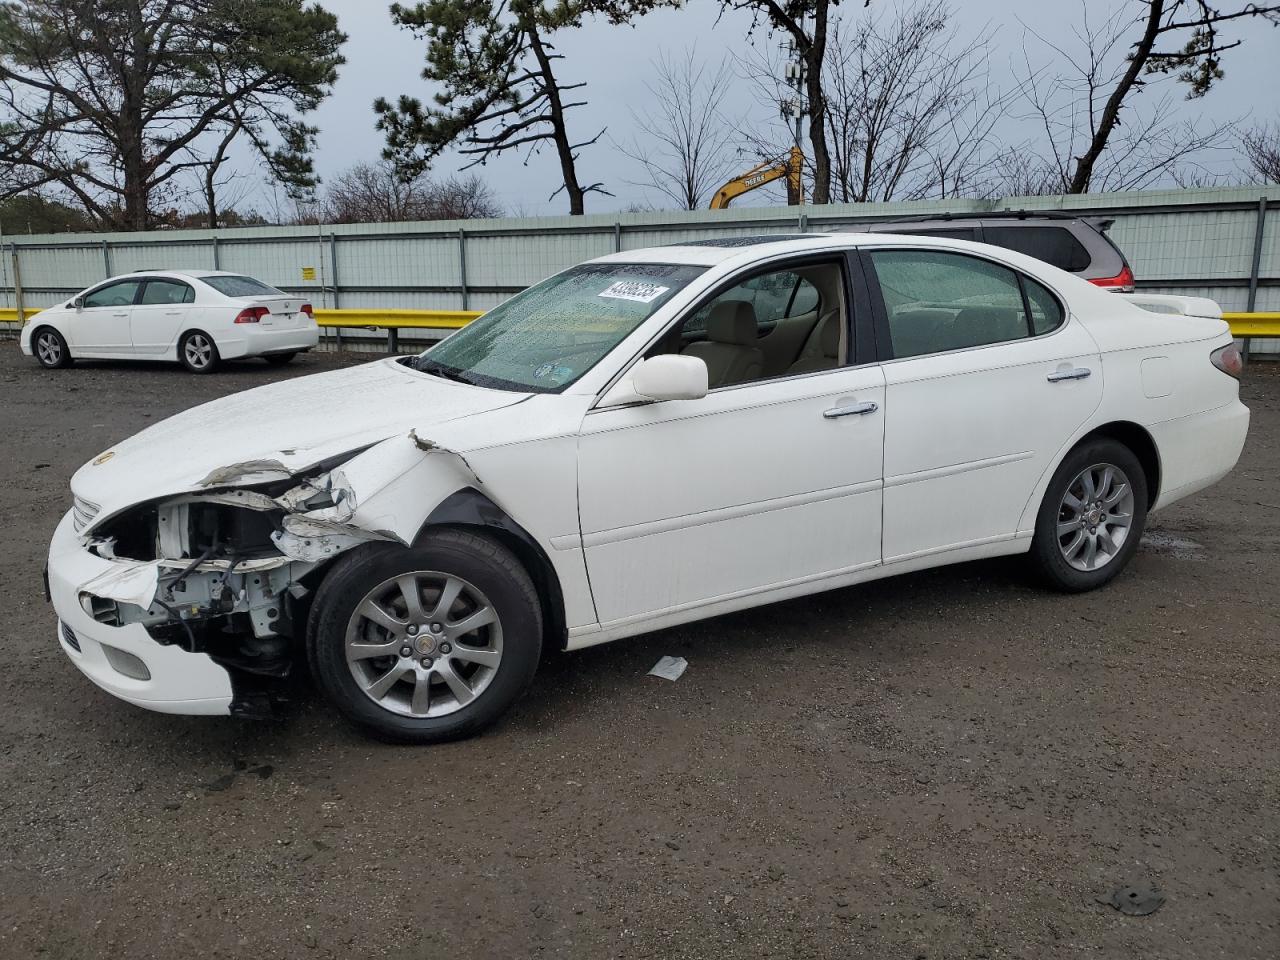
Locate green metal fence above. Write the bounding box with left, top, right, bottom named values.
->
left=4, top=185, right=1277, bottom=352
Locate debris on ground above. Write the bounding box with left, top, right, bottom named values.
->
left=1095, top=884, right=1166, bottom=916
left=648, top=655, right=688, bottom=681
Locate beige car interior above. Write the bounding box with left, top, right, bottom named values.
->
left=680, top=300, right=765, bottom=387
left=654, top=261, right=848, bottom=389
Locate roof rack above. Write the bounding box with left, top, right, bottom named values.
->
left=870, top=209, right=1115, bottom=231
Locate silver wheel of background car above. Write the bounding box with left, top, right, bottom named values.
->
left=1056, top=462, right=1135, bottom=572
left=183, top=333, right=214, bottom=369
left=35, top=330, right=63, bottom=366
left=344, top=571, right=503, bottom=719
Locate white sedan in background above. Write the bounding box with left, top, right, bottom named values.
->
left=20, top=269, right=319, bottom=373
left=47, top=234, right=1248, bottom=743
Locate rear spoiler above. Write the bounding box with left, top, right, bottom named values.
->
left=1119, top=293, right=1222, bottom=320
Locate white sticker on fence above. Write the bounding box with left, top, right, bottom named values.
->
left=599, top=281, right=670, bottom=303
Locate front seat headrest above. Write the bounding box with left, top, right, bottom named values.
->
left=706, top=301, right=758, bottom=345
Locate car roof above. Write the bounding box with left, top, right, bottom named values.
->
left=590, top=230, right=1010, bottom=267
left=115, top=269, right=244, bottom=280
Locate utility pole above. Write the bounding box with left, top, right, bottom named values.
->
left=781, top=35, right=807, bottom=205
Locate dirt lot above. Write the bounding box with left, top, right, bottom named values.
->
left=0, top=344, right=1276, bottom=960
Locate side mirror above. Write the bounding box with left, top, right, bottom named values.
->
left=72, top=296, right=85, bottom=311
left=599, top=354, right=708, bottom=408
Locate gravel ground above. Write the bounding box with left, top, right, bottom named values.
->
left=0, top=345, right=1276, bottom=960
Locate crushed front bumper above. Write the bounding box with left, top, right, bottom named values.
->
left=48, top=510, right=234, bottom=715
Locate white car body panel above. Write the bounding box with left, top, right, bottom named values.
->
left=879, top=321, right=1104, bottom=560
left=578, top=365, right=885, bottom=626
left=19, top=269, right=319, bottom=364
left=43, top=233, right=1250, bottom=714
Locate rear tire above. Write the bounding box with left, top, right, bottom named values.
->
left=33, top=327, right=73, bottom=369
left=1029, top=438, right=1148, bottom=592
left=307, top=531, right=542, bottom=744
left=264, top=352, right=296, bottom=366
left=178, top=330, right=220, bottom=373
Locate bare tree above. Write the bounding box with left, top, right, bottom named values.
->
left=323, top=161, right=500, bottom=223
left=736, top=2, right=1004, bottom=203
left=1242, top=124, right=1280, bottom=184
left=818, top=2, right=1005, bottom=202
left=0, top=0, right=346, bottom=230
left=427, top=175, right=504, bottom=219
left=719, top=0, right=839, bottom=203
left=1010, top=4, right=1241, bottom=194
left=615, top=50, right=740, bottom=210
left=377, top=0, right=673, bottom=215
left=1009, top=1, right=1278, bottom=195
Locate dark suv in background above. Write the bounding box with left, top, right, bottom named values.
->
left=862, top=211, right=1136, bottom=292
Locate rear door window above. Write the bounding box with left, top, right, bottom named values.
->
left=139, top=280, right=194, bottom=305
left=870, top=249, right=1031, bottom=359
left=982, top=226, right=1090, bottom=272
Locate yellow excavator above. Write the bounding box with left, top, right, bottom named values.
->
left=708, top=146, right=804, bottom=209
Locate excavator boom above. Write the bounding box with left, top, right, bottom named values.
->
left=709, top=146, right=804, bottom=209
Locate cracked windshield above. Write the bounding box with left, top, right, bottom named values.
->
left=416, top=262, right=706, bottom=391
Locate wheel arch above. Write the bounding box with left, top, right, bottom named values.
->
left=1075, top=420, right=1161, bottom=509
left=414, top=487, right=568, bottom=652
left=31, top=322, right=72, bottom=362
left=32, top=321, right=66, bottom=345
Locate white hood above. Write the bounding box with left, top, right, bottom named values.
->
left=71, top=357, right=528, bottom=522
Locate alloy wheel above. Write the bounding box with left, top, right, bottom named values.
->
left=1056, top=462, right=1135, bottom=572
left=36, top=331, right=62, bottom=366
left=344, top=571, right=503, bottom=718
left=184, top=333, right=213, bottom=369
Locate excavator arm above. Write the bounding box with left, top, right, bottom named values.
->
left=709, top=146, right=804, bottom=209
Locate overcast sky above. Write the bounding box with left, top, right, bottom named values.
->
left=268, top=0, right=1280, bottom=218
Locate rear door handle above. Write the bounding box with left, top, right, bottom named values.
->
left=1047, top=367, right=1091, bottom=382
left=823, top=400, right=879, bottom=419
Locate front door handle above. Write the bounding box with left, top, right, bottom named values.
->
left=1047, top=367, right=1091, bottom=382
left=823, top=400, right=879, bottom=419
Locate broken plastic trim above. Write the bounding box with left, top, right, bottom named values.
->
left=73, top=434, right=473, bottom=715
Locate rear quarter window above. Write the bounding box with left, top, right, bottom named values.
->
left=983, top=226, right=1091, bottom=272
left=1023, top=276, right=1065, bottom=335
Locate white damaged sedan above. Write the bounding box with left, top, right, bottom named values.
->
left=47, top=233, right=1249, bottom=742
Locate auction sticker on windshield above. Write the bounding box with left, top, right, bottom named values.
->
left=599, top=280, right=670, bottom=303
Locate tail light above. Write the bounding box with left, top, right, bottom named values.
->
left=1089, top=265, right=1135, bottom=293
left=1210, top=343, right=1243, bottom=379
left=234, top=306, right=269, bottom=324
left=300, top=303, right=314, bottom=319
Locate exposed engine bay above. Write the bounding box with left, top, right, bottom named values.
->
left=76, top=460, right=403, bottom=715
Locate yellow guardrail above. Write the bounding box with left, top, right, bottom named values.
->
left=314, top=308, right=481, bottom=330
left=1221, top=312, right=1280, bottom=337
left=0, top=306, right=481, bottom=328
left=3, top=305, right=1279, bottom=338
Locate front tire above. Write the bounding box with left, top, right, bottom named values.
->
left=33, top=326, right=73, bottom=369
left=1029, top=438, right=1148, bottom=592
left=307, top=532, right=542, bottom=744
left=178, top=330, right=220, bottom=373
